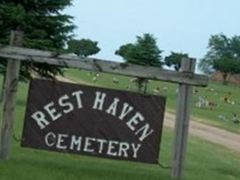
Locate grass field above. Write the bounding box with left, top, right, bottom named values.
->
left=64, top=69, right=240, bottom=133
left=0, top=74, right=240, bottom=180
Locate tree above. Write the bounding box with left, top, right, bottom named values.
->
left=68, top=39, right=100, bottom=58
left=199, top=34, right=240, bottom=84
left=115, top=43, right=135, bottom=58
left=115, top=33, right=163, bottom=91
left=164, top=52, right=189, bottom=71
left=0, top=0, right=75, bottom=79
left=116, top=33, right=163, bottom=67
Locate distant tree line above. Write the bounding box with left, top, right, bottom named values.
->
left=1, top=1, right=239, bottom=86
left=116, top=33, right=240, bottom=85
left=115, top=33, right=190, bottom=71
left=199, top=34, right=240, bottom=84
left=114, top=33, right=190, bottom=91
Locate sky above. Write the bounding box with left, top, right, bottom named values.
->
left=64, top=0, right=240, bottom=64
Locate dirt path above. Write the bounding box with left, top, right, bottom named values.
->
left=164, top=113, right=240, bottom=152
left=57, top=76, right=240, bottom=153
left=56, top=76, right=81, bottom=84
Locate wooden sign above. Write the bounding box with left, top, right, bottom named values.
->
left=21, top=79, right=166, bottom=164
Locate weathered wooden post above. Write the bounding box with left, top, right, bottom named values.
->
left=172, top=58, right=196, bottom=179
left=0, top=30, right=23, bottom=160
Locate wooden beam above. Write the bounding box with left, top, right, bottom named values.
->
left=0, top=31, right=23, bottom=160
left=172, top=58, right=195, bottom=179
left=0, top=45, right=208, bottom=87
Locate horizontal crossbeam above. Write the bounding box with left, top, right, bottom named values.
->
left=0, top=45, right=208, bottom=86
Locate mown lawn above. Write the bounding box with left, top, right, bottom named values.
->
left=64, top=69, right=240, bottom=133
left=0, top=75, right=239, bottom=180
left=1, top=130, right=240, bottom=180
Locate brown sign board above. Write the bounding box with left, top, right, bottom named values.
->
left=21, top=79, right=166, bottom=164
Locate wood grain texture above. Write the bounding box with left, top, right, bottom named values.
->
left=0, top=45, right=208, bottom=86
left=0, top=31, right=23, bottom=160
left=172, top=58, right=195, bottom=180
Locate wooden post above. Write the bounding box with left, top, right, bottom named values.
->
left=172, top=58, right=196, bottom=179
left=0, top=30, right=23, bottom=160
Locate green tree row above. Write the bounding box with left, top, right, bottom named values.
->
left=199, top=34, right=240, bottom=84
left=115, top=33, right=189, bottom=71
left=1, top=1, right=239, bottom=85
left=116, top=33, right=240, bottom=85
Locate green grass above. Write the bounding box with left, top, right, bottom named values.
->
left=64, top=69, right=240, bottom=133
left=0, top=74, right=240, bottom=180
left=1, top=126, right=240, bottom=180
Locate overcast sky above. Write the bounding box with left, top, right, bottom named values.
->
left=64, top=0, right=239, bottom=64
